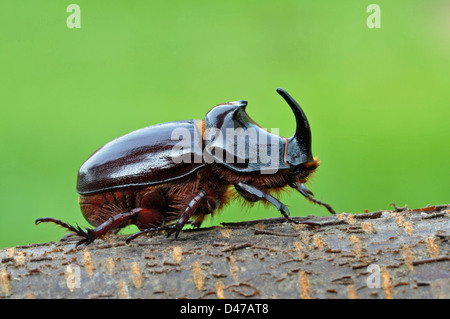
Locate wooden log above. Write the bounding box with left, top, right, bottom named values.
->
left=1, top=205, right=449, bottom=299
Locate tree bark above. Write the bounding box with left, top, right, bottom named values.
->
left=1, top=205, right=449, bottom=299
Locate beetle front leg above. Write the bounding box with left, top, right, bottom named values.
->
left=290, top=182, right=335, bottom=215
left=235, top=182, right=319, bottom=226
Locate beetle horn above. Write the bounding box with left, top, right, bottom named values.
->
left=276, top=88, right=313, bottom=165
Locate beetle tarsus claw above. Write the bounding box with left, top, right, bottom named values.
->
left=125, top=225, right=171, bottom=244
left=165, top=224, right=182, bottom=238
left=125, top=231, right=146, bottom=244
left=299, top=221, right=321, bottom=228
left=287, top=217, right=321, bottom=228
left=280, top=204, right=290, bottom=217
left=75, top=239, right=87, bottom=247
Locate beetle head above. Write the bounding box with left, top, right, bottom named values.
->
left=276, top=88, right=314, bottom=167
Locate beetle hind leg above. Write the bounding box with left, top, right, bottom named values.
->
left=36, top=207, right=164, bottom=246
left=35, top=217, right=92, bottom=246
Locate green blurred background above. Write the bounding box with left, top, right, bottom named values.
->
left=0, top=1, right=448, bottom=248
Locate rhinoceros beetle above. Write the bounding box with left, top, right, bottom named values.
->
left=36, top=88, right=335, bottom=246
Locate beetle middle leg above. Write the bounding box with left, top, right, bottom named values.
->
left=126, top=189, right=216, bottom=241
left=165, top=189, right=208, bottom=238
left=234, top=182, right=319, bottom=226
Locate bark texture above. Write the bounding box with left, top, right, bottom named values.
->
left=1, top=205, right=449, bottom=299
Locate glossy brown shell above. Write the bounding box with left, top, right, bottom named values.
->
left=76, top=120, right=205, bottom=194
